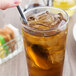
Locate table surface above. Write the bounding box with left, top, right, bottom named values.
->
left=0, top=1, right=76, bottom=76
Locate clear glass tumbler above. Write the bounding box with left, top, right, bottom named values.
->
left=22, top=7, right=69, bottom=76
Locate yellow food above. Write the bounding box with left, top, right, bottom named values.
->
left=0, top=42, right=7, bottom=58
left=53, top=0, right=76, bottom=17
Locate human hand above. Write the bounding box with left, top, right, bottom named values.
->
left=0, top=0, right=21, bottom=10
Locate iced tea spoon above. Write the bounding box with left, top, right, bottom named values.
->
left=17, top=5, right=28, bottom=24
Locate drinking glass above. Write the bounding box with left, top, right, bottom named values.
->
left=22, top=7, right=69, bottom=76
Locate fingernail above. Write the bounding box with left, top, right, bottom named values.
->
left=14, top=0, right=21, bottom=4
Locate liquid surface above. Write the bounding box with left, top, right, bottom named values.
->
left=22, top=11, right=68, bottom=76
left=27, top=11, right=66, bottom=30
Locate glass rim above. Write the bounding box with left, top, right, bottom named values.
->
left=22, top=6, right=69, bottom=32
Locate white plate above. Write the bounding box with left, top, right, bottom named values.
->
left=73, top=23, right=76, bottom=41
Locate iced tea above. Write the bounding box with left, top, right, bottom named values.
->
left=22, top=7, right=69, bottom=76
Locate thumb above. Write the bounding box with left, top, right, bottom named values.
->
left=0, top=0, right=21, bottom=10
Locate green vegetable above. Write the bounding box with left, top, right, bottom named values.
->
left=0, top=35, right=9, bottom=55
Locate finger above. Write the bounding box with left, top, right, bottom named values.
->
left=0, top=0, right=21, bottom=10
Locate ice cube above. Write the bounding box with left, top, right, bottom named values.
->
left=51, top=17, right=61, bottom=26
left=58, top=20, right=66, bottom=30
left=58, top=13, right=66, bottom=21
left=23, top=31, right=40, bottom=44
left=36, top=11, right=54, bottom=23
left=27, top=15, right=36, bottom=21
left=48, top=49, right=65, bottom=64
left=36, top=11, right=49, bottom=20
left=47, top=30, right=67, bottom=51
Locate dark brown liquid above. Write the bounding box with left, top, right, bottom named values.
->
left=22, top=11, right=68, bottom=76
left=22, top=28, right=67, bottom=76
left=28, top=3, right=41, bottom=9
left=24, top=3, right=41, bottom=11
